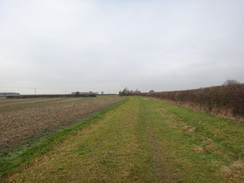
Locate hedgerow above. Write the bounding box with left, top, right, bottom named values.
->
left=136, top=84, right=244, bottom=122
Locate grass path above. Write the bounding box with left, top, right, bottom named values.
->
left=3, top=97, right=244, bottom=182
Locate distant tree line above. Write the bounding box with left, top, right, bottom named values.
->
left=119, top=88, right=141, bottom=96
left=72, top=91, right=98, bottom=95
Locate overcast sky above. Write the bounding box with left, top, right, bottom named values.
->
left=1, top=0, right=244, bottom=94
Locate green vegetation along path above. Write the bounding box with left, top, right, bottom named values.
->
left=3, top=97, right=244, bottom=182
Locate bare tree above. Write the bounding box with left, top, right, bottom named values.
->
left=223, top=79, right=240, bottom=85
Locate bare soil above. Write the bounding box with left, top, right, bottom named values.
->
left=0, top=97, right=125, bottom=152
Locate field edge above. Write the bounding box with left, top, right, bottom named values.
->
left=0, top=97, right=127, bottom=179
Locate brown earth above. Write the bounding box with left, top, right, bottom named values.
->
left=0, top=97, right=125, bottom=152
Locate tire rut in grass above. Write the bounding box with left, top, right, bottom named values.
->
left=140, top=99, right=178, bottom=183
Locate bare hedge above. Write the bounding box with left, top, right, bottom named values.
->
left=138, top=84, right=244, bottom=121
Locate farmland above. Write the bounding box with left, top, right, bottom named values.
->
left=1, top=96, right=243, bottom=182
left=0, top=96, right=125, bottom=152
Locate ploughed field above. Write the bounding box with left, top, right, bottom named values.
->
left=0, top=96, right=125, bottom=152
